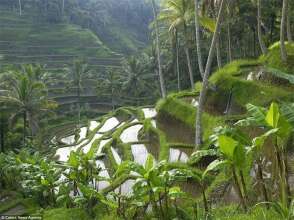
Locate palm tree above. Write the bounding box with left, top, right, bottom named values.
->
left=68, top=60, right=90, bottom=128
left=280, top=0, right=288, bottom=61
left=194, top=0, right=205, bottom=77
left=159, top=0, right=195, bottom=89
left=287, top=8, right=292, bottom=43
left=257, top=0, right=268, bottom=54
left=18, top=0, right=22, bottom=16
left=122, top=56, right=156, bottom=106
left=195, top=0, right=226, bottom=148
left=150, top=0, right=167, bottom=98
left=0, top=65, right=56, bottom=146
left=97, top=67, right=122, bottom=110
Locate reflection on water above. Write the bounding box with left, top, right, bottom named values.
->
left=111, top=147, right=122, bottom=164
left=78, top=127, right=87, bottom=141
left=120, top=124, right=143, bottom=143
left=82, top=133, right=102, bottom=153
left=142, top=108, right=157, bottom=119
left=132, top=144, right=148, bottom=166
left=89, top=121, right=100, bottom=131
left=169, top=148, right=189, bottom=163
left=96, top=160, right=110, bottom=190
left=56, top=139, right=88, bottom=161
left=61, top=135, right=75, bottom=145
left=99, top=117, right=120, bottom=133
left=115, top=179, right=136, bottom=196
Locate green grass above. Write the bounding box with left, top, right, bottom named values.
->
left=43, top=208, right=90, bottom=220
left=156, top=96, right=224, bottom=141
left=209, top=59, right=294, bottom=107
left=211, top=205, right=282, bottom=220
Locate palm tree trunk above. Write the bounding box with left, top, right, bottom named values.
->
left=195, top=0, right=226, bottom=148
left=184, top=47, right=195, bottom=89
left=216, top=35, right=222, bottom=68
left=194, top=0, right=204, bottom=78
left=257, top=0, right=268, bottom=54
left=175, top=31, right=181, bottom=92
left=77, top=85, right=81, bottom=128
left=0, top=118, right=4, bottom=152
left=23, top=111, right=27, bottom=146
left=287, top=7, right=292, bottom=43
left=151, top=0, right=166, bottom=98
left=227, top=21, right=232, bottom=62
left=280, top=0, right=288, bottom=61
left=62, top=0, right=65, bottom=15
left=18, top=0, right=22, bottom=16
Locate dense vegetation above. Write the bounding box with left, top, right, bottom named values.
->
left=0, top=0, right=293, bottom=219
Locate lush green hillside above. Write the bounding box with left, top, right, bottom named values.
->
left=0, top=10, right=121, bottom=70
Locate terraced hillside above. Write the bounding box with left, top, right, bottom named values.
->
left=51, top=42, right=294, bottom=204
left=0, top=10, right=122, bottom=67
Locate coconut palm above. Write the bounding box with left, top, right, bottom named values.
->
left=280, top=0, right=288, bottom=61
left=121, top=55, right=157, bottom=106
left=194, top=0, right=205, bottom=77
left=256, top=0, right=268, bottom=54
left=18, top=0, right=22, bottom=16
left=150, top=0, right=167, bottom=98
left=195, top=0, right=226, bottom=148
left=159, top=0, right=195, bottom=89
left=97, top=67, right=122, bottom=110
left=0, top=65, right=56, bottom=146
left=67, top=60, right=91, bottom=128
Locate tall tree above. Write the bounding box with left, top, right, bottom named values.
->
left=18, top=0, right=22, bottom=16
left=0, top=65, right=55, bottom=146
left=257, top=0, right=268, bottom=54
left=159, top=0, right=195, bottom=89
left=151, top=0, right=167, bottom=98
left=194, top=0, right=205, bottom=77
left=280, top=0, right=288, bottom=61
left=195, top=0, right=226, bottom=148
left=287, top=9, right=292, bottom=43
left=69, top=60, right=90, bottom=128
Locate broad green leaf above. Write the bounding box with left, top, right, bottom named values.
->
left=218, top=135, right=238, bottom=159
left=252, top=128, right=279, bottom=151
left=168, top=186, right=186, bottom=199
left=233, top=145, right=246, bottom=169
left=189, top=149, right=218, bottom=164
left=277, top=116, right=292, bottom=138
left=235, top=104, right=267, bottom=126
left=145, top=154, right=155, bottom=172
left=281, top=103, right=294, bottom=126
left=202, top=160, right=229, bottom=178
left=68, top=152, right=79, bottom=168
left=266, top=102, right=280, bottom=128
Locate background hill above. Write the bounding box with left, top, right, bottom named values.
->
left=0, top=0, right=152, bottom=69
